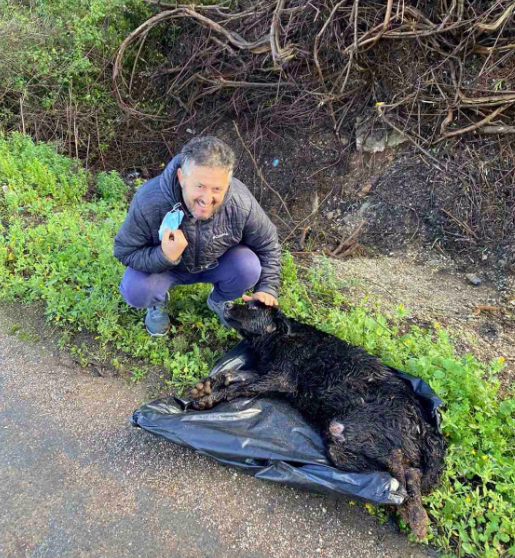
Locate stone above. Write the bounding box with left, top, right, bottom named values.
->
left=355, top=116, right=408, bottom=153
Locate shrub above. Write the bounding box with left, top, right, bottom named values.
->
left=96, top=170, right=129, bottom=202
left=0, top=0, right=152, bottom=161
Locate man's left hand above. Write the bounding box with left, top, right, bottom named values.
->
left=242, top=292, right=278, bottom=307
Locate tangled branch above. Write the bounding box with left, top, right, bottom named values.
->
left=113, top=0, right=515, bottom=144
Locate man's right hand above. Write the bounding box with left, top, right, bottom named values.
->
left=161, top=228, right=188, bottom=262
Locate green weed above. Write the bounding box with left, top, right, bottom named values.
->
left=8, top=324, right=20, bottom=335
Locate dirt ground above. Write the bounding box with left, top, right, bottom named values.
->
left=306, top=249, right=515, bottom=391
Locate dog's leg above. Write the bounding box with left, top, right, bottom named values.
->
left=386, top=449, right=414, bottom=530
left=386, top=448, right=407, bottom=493
left=191, top=371, right=295, bottom=410
left=232, top=372, right=295, bottom=395
left=190, top=369, right=261, bottom=400
left=402, top=467, right=429, bottom=539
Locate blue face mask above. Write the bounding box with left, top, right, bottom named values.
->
left=159, top=204, right=184, bottom=241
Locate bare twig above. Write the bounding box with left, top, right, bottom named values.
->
left=282, top=188, right=335, bottom=244
left=475, top=42, right=515, bottom=54
left=376, top=105, right=446, bottom=172
left=442, top=208, right=479, bottom=239
left=481, top=125, right=515, bottom=134
left=232, top=120, right=293, bottom=224
left=129, top=30, right=150, bottom=95
left=330, top=220, right=365, bottom=256
left=143, top=0, right=232, bottom=10
left=313, top=0, right=348, bottom=84
left=476, top=1, right=515, bottom=32
left=299, top=225, right=311, bottom=249
left=19, top=92, right=26, bottom=135
left=439, top=104, right=513, bottom=140
left=458, top=92, right=515, bottom=107
left=269, top=0, right=296, bottom=67
left=440, top=109, right=454, bottom=136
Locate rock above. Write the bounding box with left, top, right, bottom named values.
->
left=387, top=130, right=408, bottom=148
left=355, top=116, right=408, bottom=153
left=357, top=129, right=387, bottom=153
left=466, top=273, right=481, bottom=286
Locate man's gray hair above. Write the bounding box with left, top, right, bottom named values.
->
left=181, top=136, right=235, bottom=179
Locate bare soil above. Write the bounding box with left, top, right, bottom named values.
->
left=307, top=250, right=515, bottom=391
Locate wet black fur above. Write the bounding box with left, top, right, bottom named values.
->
left=223, top=302, right=446, bottom=495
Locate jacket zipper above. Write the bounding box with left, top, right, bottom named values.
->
left=194, top=220, right=201, bottom=270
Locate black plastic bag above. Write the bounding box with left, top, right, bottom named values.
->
left=131, top=340, right=444, bottom=505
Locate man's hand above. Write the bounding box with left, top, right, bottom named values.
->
left=242, top=292, right=278, bottom=307
left=161, top=228, right=188, bottom=262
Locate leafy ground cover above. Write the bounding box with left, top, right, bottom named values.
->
left=1, top=132, right=514, bottom=557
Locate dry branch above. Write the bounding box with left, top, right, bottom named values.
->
left=112, top=0, right=515, bottom=148
left=476, top=1, right=515, bottom=32
left=328, top=220, right=365, bottom=257
left=233, top=120, right=293, bottom=224
left=439, top=104, right=514, bottom=140
left=481, top=125, right=515, bottom=134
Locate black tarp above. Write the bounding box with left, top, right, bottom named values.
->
left=131, top=340, right=444, bottom=505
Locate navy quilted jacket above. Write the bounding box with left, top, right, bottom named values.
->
left=113, top=155, right=281, bottom=298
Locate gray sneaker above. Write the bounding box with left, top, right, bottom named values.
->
left=145, top=295, right=170, bottom=336
left=206, top=288, right=231, bottom=328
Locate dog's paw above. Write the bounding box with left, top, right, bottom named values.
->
left=189, top=370, right=244, bottom=401
left=190, top=378, right=213, bottom=399
left=190, top=393, right=217, bottom=411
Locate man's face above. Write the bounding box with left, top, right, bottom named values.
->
left=177, top=165, right=230, bottom=221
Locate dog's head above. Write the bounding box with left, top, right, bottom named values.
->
left=224, top=301, right=290, bottom=339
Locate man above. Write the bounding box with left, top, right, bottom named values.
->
left=113, top=136, right=281, bottom=336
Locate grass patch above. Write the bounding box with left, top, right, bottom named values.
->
left=1, top=132, right=514, bottom=557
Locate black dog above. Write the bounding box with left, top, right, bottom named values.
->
left=190, top=302, right=446, bottom=538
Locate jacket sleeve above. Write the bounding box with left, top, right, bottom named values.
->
left=242, top=198, right=282, bottom=299
left=113, top=200, right=181, bottom=274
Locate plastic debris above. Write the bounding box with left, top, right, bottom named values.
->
left=466, top=273, right=481, bottom=286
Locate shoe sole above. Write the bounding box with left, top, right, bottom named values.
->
left=145, top=325, right=170, bottom=337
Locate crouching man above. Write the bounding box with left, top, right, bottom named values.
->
left=113, top=136, right=281, bottom=336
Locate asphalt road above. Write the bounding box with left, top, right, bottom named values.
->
left=0, top=312, right=436, bottom=558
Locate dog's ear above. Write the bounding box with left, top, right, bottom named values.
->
left=274, top=309, right=292, bottom=334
